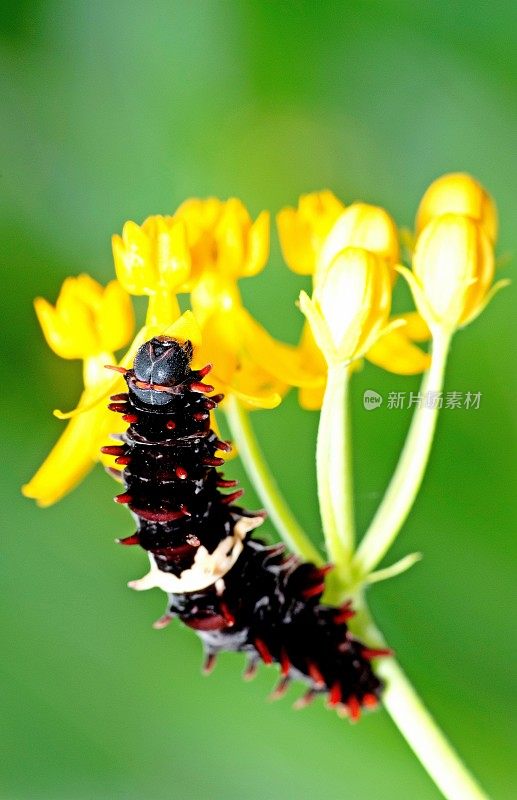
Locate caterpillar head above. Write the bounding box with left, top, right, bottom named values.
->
left=130, top=337, right=193, bottom=405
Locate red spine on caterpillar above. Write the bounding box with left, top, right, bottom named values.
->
left=105, top=335, right=386, bottom=719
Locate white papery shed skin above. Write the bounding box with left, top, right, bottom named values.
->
left=128, top=515, right=264, bottom=595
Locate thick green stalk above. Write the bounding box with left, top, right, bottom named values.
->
left=316, top=363, right=355, bottom=582
left=319, top=352, right=487, bottom=800
left=353, top=331, right=451, bottom=578
left=224, top=395, right=323, bottom=565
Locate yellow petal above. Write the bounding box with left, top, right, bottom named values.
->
left=296, top=327, right=363, bottom=410
left=229, top=384, right=282, bottom=410
left=459, top=278, right=511, bottom=328
left=98, top=280, right=135, bottom=352
left=366, top=327, right=431, bottom=375
left=22, top=392, right=122, bottom=506
left=156, top=219, right=191, bottom=290
left=34, top=298, right=76, bottom=359
left=35, top=275, right=137, bottom=360
left=112, top=222, right=156, bottom=295
left=176, top=197, right=223, bottom=239
left=277, top=191, right=345, bottom=275
left=215, top=199, right=248, bottom=278
left=298, top=190, right=344, bottom=221
left=299, top=384, right=326, bottom=411
left=298, top=289, right=335, bottom=361
left=69, top=274, right=104, bottom=304
left=165, top=310, right=203, bottom=350
left=54, top=324, right=163, bottom=419
left=243, top=211, right=270, bottom=277
left=236, top=308, right=323, bottom=389
left=277, top=207, right=315, bottom=274
left=393, top=311, right=431, bottom=342
left=22, top=420, right=96, bottom=506
left=197, top=310, right=286, bottom=409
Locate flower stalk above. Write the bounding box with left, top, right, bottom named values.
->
left=316, top=362, right=355, bottom=584
left=352, top=330, right=451, bottom=578
left=318, top=345, right=487, bottom=800
left=224, top=394, right=323, bottom=566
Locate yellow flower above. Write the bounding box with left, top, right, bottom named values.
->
left=23, top=276, right=135, bottom=506
left=112, top=215, right=191, bottom=295
left=171, top=200, right=283, bottom=408
left=416, top=173, right=498, bottom=243
left=276, top=190, right=345, bottom=275
left=112, top=215, right=191, bottom=325
left=173, top=197, right=319, bottom=408
left=190, top=266, right=321, bottom=409
left=34, top=274, right=134, bottom=359
left=193, top=308, right=286, bottom=410
left=295, top=312, right=431, bottom=410
left=276, top=197, right=430, bottom=407
left=174, top=197, right=270, bottom=283
left=65, top=199, right=291, bottom=416
left=299, top=247, right=392, bottom=366
left=399, top=213, right=507, bottom=335
left=113, top=197, right=268, bottom=307
left=319, top=202, right=400, bottom=280
left=290, top=200, right=426, bottom=402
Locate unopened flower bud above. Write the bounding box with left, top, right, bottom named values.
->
left=320, top=203, right=399, bottom=280
left=299, top=247, right=391, bottom=365
left=400, top=214, right=500, bottom=334
left=416, top=173, right=498, bottom=243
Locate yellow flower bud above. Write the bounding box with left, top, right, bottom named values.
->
left=400, top=214, right=496, bottom=334
left=34, top=275, right=134, bottom=359
left=416, top=173, right=498, bottom=243
left=277, top=190, right=345, bottom=274
left=299, top=247, right=392, bottom=365
left=112, top=215, right=191, bottom=295
left=319, top=203, right=399, bottom=280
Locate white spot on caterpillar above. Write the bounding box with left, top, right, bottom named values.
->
left=128, top=515, right=263, bottom=595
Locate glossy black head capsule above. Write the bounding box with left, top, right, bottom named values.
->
left=130, top=337, right=193, bottom=406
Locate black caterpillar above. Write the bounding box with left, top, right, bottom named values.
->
left=105, top=336, right=386, bottom=720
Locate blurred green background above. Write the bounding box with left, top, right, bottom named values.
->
left=1, top=1, right=516, bottom=798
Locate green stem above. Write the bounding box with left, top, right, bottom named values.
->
left=353, top=598, right=489, bottom=800
left=316, top=363, right=355, bottom=582
left=317, top=351, right=486, bottom=800
left=224, top=395, right=323, bottom=565
left=353, top=330, right=451, bottom=578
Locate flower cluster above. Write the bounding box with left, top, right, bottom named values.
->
left=23, top=174, right=506, bottom=506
